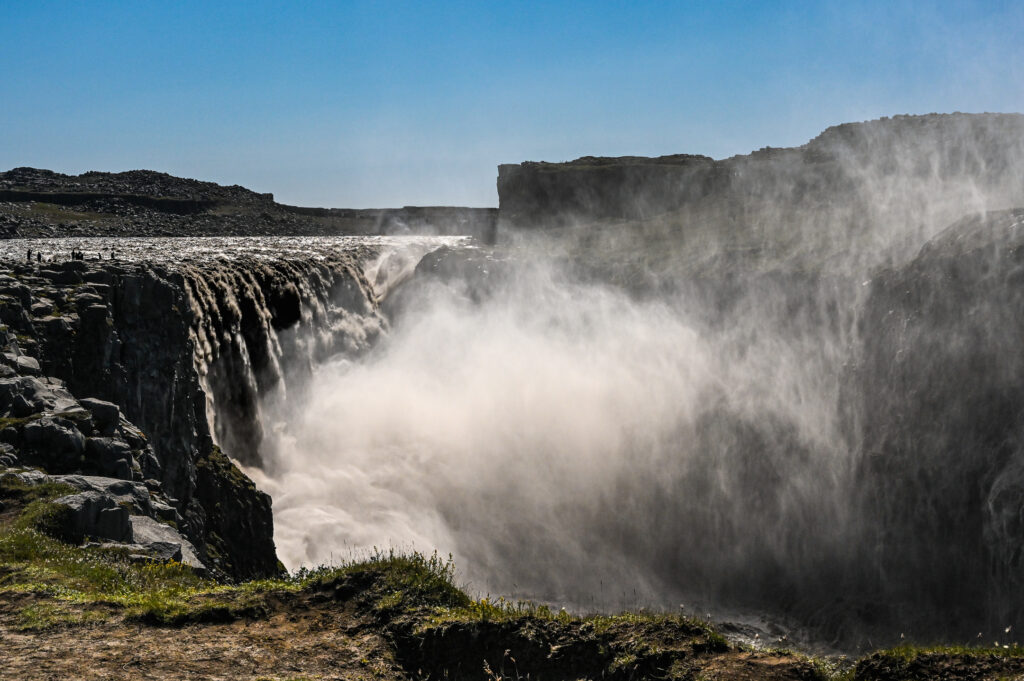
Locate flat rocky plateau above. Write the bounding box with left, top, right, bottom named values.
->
left=0, top=167, right=497, bottom=241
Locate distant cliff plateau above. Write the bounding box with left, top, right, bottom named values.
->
left=0, top=167, right=497, bottom=242
left=497, top=112, right=1024, bottom=277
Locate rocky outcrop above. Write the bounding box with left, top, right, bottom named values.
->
left=5, top=466, right=204, bottom=570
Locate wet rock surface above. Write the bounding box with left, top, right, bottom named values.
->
left=850, top=208, right=1024, bottom=637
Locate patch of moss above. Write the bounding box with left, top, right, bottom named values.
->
left=0, top=414, right=42, bottom=430
left=197, top=445, right=256, bottom=492
left=0, top=474, right=77, bottom=504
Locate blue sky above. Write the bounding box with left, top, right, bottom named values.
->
left=2, top=1, right=1022, bottom=207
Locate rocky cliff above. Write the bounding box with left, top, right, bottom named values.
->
left=486, top=112, right=1024, bottom=644
left=0, top=238, right=414, bottom=580
left=498, top=113, right=1024, bottom=272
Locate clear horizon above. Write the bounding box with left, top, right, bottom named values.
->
left=2, top=1, right=1022, bottom=208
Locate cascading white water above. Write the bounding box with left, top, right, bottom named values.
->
left=234, top=114, right=1024, bottom=649
left=246, top=245, right=860, bottom=625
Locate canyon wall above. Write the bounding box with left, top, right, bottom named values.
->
left=497, top=113, right=1024, bottom=272
left=482, top=113, right=1024, bottom=643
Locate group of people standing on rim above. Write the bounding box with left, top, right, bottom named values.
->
left=25, top=248, right=118, bottom=263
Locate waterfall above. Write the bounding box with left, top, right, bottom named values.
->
left=176, top=236, right=468, bottom=467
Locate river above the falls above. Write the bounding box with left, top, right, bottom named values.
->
left=0, top=235, right=471, bottom=264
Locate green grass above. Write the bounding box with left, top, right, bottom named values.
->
left=871, top=643, right=1024, bottom=662
left=0, top=492, right=476, bottom=628
left=1, top=474, right=235, bottom=624
left=304, top=548, right=470, bottom=615
left=0, top=525, right=278, bottom=624
left=428, top=591, right=723, bottom=641
left=7, top=484, right=999, bottom=681
left=14, top=499, right=76, bottom=539
left=15, top=600, right=108, bottom=631
left=0, top=474, right=77, bottom=503
left=8, top=512, right=1010, bottom=681
left=1, top=474, right=81, bottom=541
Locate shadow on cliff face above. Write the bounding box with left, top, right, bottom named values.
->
left=247, top=114, right=1024, bottom=651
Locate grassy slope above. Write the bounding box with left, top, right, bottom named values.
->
left=2, top=470, right=1023, bottom=680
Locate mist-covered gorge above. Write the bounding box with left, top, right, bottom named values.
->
left=249, top=113, right=1024, bottom=650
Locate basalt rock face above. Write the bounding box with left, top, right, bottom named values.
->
left=0, top=244, right=389, bottom=580
left=850, top=208, right=1024, bottom=636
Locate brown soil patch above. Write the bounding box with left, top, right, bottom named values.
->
left=0, top=591, right=405, bottom=681
left=694, top=651, right=822, bottom=681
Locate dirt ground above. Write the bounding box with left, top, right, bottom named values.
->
left=0, top=591, right=403, bottom=681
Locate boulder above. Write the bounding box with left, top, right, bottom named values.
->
left=10, top=393, right=34, bottom=417
left=50, top=474, right=151, bottom=514
left=129, top=515, right=205, bottom=570
left=0, top=443, right=18, bottom=467
left=23, top=417, right=85, bottom=452
left=85, top=437, right=133, bottom=479
left=134, top=540, right=183, bottom=564
left=80, top=397, right=120, bottom=433
left=22, top=417, right=86, bottom=468
left=72, top=293, right=105, bottom=308
left=54, top=491, right=131, bottom=542
left=13, top=355, right=40, bottom=375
